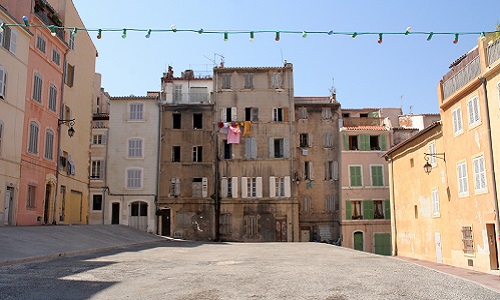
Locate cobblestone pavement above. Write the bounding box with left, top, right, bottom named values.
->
left=0, top=241, right=498, bottom=300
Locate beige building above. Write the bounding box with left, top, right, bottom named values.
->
left=385, top=35, right=500, bottom=273
left=340, top=108, right=401, bottom=254
left=294, top=96, right=341, bottom=242
left=88, top=73, right=110, bottom=225
left=0, top=7, right=31, bottom=226
left=107, top=95, right=159, bottom=233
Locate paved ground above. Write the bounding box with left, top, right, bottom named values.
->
left=0, top=225, right=499, bottom=299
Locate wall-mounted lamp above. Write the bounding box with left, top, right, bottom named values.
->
left=423, top=152, right=445, bottom=175
left=58, top=118, right=76, bottom=137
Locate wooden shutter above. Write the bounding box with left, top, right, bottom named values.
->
left=307, top=134, right=313, bottom=147
left=256, top=177, right=263, bottom=198
left=231, top=177, right=238, bottom=198
left=345, top=201, right=352, bottom=220
left=363, top=200, right=374, bottom=220
left=9, top=29, right=17, bottom=54
left=251, top=107, right=259, bottom=121
left=384, top=200, right=391, bottom=219
left=283, top=138, right=290, bottom=158
left=241, top=177, right=248, bottom=198
left=284, top=176, right=291, bottom=197
left=333, top=161, right=339, bottom=181
left=100, top=160, right=105, bottom=179
left=283, top=107, right=289, bottom=122
left=245, top=137, right=252, bottom=159
left=221, top=177, right=228, bottom=198
left=202, top=177, right=208, bottom=197
left=268, top=138, right=274, bottom=158
left=251, top=138, right=257, bottom=159
left=175, top=178, right=180, bottom=196
left=269, top=177, right=276, bottom=198
left=231, top=107, right=237, bottom=121
left=220, top=108, right=227, bottom=122
left=359, top=134, right=370, bottom=150
left=344, top=134, right=349, bottom=150
left=0, top=67, right=5, bottom=98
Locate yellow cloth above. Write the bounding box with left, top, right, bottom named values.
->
left=242, top=121, right=251, bottom=137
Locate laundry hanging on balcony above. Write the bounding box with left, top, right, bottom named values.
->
left=227, top=122, right=241, bottom=144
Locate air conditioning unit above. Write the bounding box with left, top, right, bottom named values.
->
left=301, top=149, right=308, bottom=156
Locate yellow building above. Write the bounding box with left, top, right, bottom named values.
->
left=385, top=35, right=500, bottom=273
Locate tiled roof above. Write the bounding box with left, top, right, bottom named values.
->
left=343, top=126, right=388, bottom=131
left=384, top=121, right=441, bottom=157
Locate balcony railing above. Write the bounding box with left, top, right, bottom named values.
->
left=35, top=11, right=65, bottom=42
left=487, top=38, right=500, bottom=66
left=342, top=117, right=384, bottom=127
left=442, top=56, right=480, bottom=99
left=165, top=92, right=210, bottom=104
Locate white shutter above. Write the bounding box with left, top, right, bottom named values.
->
left=202, top=177, right=208, bottom=197
left=100, top=160, right=105, bottom=179
left=473, top=159, right=480, bottom=190
left=175, top=178, right=181, bottom=196
left=283, top=138, right=290, bottom=158
left=231, top=107, right=237, bottom=122
left=479, top=157, right=486, bottom=189
left=457, top=108, right=463, bottom=131
left=221, top=177, right=228, bottom=198
left=256, top=177, right=263, bottom=198
left=231, top=177, right=238, bottom=198
left=269, top=176, right=276, bottom=198
left=241, top=177, right=248, bottom=198
left=473, top=98, right=480, bottom=123
left=284, top=176, right=291, bottom=197
left=333, top=161, right=339, bottom=180
left=0, top=67, right=5, bottom=98
left=102, top=133, right=107, bottom=144
left=467, top=100, right=474, bottom=125
left=220, top=108, right=227, bottom=122
left=310, top=162, right=314, bottom=180
left=269, top=138, right=274, bottom=158
left=9, top=29, right=17, bottom=54
left=308, top=134, right=313, bottom=147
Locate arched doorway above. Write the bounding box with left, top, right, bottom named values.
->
left=354, top=231, right=364, bottom=251
left=129, top=201, right=148, bottom=231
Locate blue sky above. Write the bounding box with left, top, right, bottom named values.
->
left=73, top=0, right=500, bottom=114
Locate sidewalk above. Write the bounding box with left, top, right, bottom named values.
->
left=397, top=256, right=500, bottom=293
left=0, top=224, right=165, bottom=266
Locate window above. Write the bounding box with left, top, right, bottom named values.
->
left=244, top=73, right=254, bottom=89
left=221, top=107, right=237, bottom=122
left=342, top=113, right=350, bottom=118
left=221, top=177, right=238, bottom=198
left=128, top=138, right=143, bottom=158
left=0, top=24, right=17, bottom=54
left=304, top=161, right=313, bottom=180
left=325, top=195, right=335, bottom=213
left=428, top=143, right=436, bottom=166
left=350, top=201, right=363, bottom=219
left=129, top=103, right=143, bottom=120
left=432, top=190, right=440, bottom=217
left=172, top=113, right=181, bottom=129
left=461, top=226, right=474, bottom=254
left=92, top=134, right=106, bottom=145
left=59, top=150, right=68, bottom=169
left=48, top=84, right=57, bottom=112
left=452, top=106, right=463, bottom=135
left=299, top=133, right=311, bottom=147
left=467, top=96, right=480, bottom=127
left=27, top=185, right=36, bottom=208
left=192, top=146, right=202, bottom=162
left=44, top=129, right=54, bottom=160
left=221, top=74, right=231, bottom=89
left=223, top=140, right=232, bottom=159
left=473, top=155, right=487, bottom=192
left=270, top=176, right=290, bottom=198
left=68, top=31, right=75, bottom=50
left=245, top=137, right=257, bottom=159
left=0, top=66, right=6, bottom=99
left=64, top=62, right=74, bottom=87
left=92, top=194, right=103, bottom=211
left=344, top=134, right=386, bottom=151
left=371, top=165, right=384, bottom=186
left=93, top=121, right=104, bottom=128
left=36, top=34, right=46, bottom=53
left=28, top=121, right=39, bottom=154
left=172, top=146, right=181, bottom=162
left=0, top=121, right=3, bottom=156
left=170, top=178, right=180, bottom=197
left=33, top=73, right=43, bottom=103
left=52, top=48, right=61, bottom=66
left=173, top=84, right=182, bottom=102
left=325, top=161, right=338, bottom=181
left=130, top=201, right=148, bottom=217
left=323, top=133, right=334, bottom=148
left=349, top=166, right=362, bottom=187
left=321, top=108, right=332, bottom=119
left=247, top=177, right=257, bottom=198
left=244, top=215, right=260, bottom=238
left=275, top=177, right=285, bottom=197
left=193, top=113, right=203, bottom=129
left=220, top=213, right=232, bottom=235
left=271, top=72, right=282, bottom=88
left=241, top=177, right=262, bottom=198
left=298, top=107, right=308, bottom=119
left=269, top=138, right=289, bottom=158
left=273, top=107, right=285, bottom=122
left=457, top=162, right=469, bottom=196
left=91, top=160, right=104, bottom=180
left=227, top=178, right=233, bottom=197
left=245, top=107, right=259, bottom=121
left=191, top=177, right=208, bottom=197
left=301, top=196, right=311, bottom=212
left=373, top=200, right=385, bottom=219
left=127, top=168, right=142, bottom=189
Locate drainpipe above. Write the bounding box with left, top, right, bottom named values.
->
left=286, top=63, right=295, bottom=242
left=479, top=76, right=500, bottom=268
left=388, top=156, right=398, bottom=256
left=155, top=94, right=162, bottom=234
left=214, top=69, right=221, bottom=241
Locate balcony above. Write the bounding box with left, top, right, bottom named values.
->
left=441, top=48, right=480, bottom=99
left=165, top=92, right=210, bottom=104
left=342, top=117, right=384, bottom=127
left=487, top=38, right=500, bottom=66
left=34, top=1, right=65, bottom=42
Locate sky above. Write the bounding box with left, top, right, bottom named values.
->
left=72, top=0, right=500, bottom=114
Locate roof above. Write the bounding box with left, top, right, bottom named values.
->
left=383, top=121, right=441, bottom=158
left=294, top=96, right=337, bottom=105
left=110, top=96, right=158, bottom=100
left=343, top=126, right=388, bottom=131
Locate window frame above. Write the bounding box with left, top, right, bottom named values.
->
left=52, top=48, right=61, bottom=66
left=92, top=194, right=103, bottom=211
left=36, top=34, right=46, bottom=53
left=172, top=145, right=181, bottom=162
left=461, top=226, right=474, bottom=255
left=126, top=168, right=143, bottom=189
left=192, top=145, right=203, bottom=162
left=127, top=138, right=143, bottom=158
left=370, top=165, right=384, bottom=187
left=129, top=103, right=143, bottom=121
left=27, top=184, right=37, bottom=208
left=431, top=189, right=440, bottom=217
left=0, top=65, right=6, bottom=99
left=91, top=160, right=104, bottom=180
left=349, top=165, right=363, bottom=187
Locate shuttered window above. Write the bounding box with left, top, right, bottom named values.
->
left=33, top=73, right=43, bottom=103
left=473, top=156, right=487, bottom=192
left=371, top=165, right=384, bottom=186
left=28, top=121, right=39, bottom=154
left=452, top=106, right=463, bottom=135
left=349, top=165, right=362, bottom=187
left=457, top=162, right=469, bottom=196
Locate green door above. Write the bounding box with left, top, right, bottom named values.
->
left=374, top=233, right=391, bottom=256
left=354, top=232, right=364, bottom=251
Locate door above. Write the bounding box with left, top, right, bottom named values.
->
left=111, top=203, right=120, bottom=224
left=300, top=229, right=311, bottom=242
left=161, top=209, right=171, bottom=236
left=486, top=224, right=499, bottom=270
left=435, top=232, right=443, bottom=263
left=374, top=233, right=391, bottom=256
left=275, top=218, right=287, bottom=242
left=129, top=201, right=148, bottom=231
left=354, top=231, right=364, bottom=251
left=4, top=187, right=14, bottom=225
left=43, top=184, right=51, bottom=224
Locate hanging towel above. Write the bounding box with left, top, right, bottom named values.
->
left=227, top=123, right=241, bottom=144
left=242, top=121, right=251, bottom=137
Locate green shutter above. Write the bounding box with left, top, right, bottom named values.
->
left=364, top=200, right=374, bottom=220
left=350, top=166, right=362, bottom=186
left=372, top=166, right=383, bottom=186
left=344, top=134, right=349, bottom=150
left=379, top=135, right=387, bottom=151
left=384, top=200, right=391, bottom=220
left=345, top=200, right=352, bottom=220
left=374, top=233, right=391, bottom=255
left=359, top=134, right=370, bottom=151
left=368, top=111, right=380, bottom=118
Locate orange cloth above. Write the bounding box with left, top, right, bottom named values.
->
left=242, top=121, right=251, bottom=136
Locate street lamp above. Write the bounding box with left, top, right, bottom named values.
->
left=58, top=118, right=76, bottom=137
left=423, top=152, right=446, bottom=175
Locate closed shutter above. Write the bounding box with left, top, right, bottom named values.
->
left=283, top=138, right=290, bottom=158
left=384, top=200, right=391, bottom=219
left=363, top=200, right=374, bottom=220
left=231, top=177, right=238, bottom=198
left=220, top=108, right=227, bottom=122
left=345, top=201, right=352, bottom=220
left=9, top=29, right=17, bottom=54
left=174, top=178, right=180, bottom=196
left=308, top=134, right=313, bottom=147
left=269, top=177, right=276, bottom=198
left=245, top=138, right=252, bottom=159
left=231, top=107, right=237, bottom=121
left=256, top=177, right=263, bottom=198
left=251, top=138, right=257, bottom=159
left=379, top=135, right=387, bottom=150
left=359, top=134, right=370, bottom=150
left=102, top=133, right=107, bottom=144
left=241, top=177, right=248, bottom=198
left=268, top=138, right=274, bottom=158
left=283, top=107, right=289, bottom=122
left=457, top=108, right=463, bottom=131
left=344, top=134, right=349, bottom=150
left=251, top=107, right=259, bottom=121
left=100, top=160, right=105, bottom=179
left=202, top=177, right=208, bottom=197
left=284, top=176, right=291, bottom=197
left=333, top=161, right=339, bottom=181
left=221, top=177, right=228, bottom=198
left=0, top=67, right=5, bottom=98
